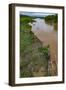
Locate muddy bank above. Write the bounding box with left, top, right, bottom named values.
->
left=31, top=18, right=58, bottom=76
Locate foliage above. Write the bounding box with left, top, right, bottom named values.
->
left=20, top=15, right=35, bottom=24
left=20, top=15, right=51, bottom=77
left=44, top=14, right=58, bottom=23
left=20, top=69, right=33, bottom=77
left=38, top=45, right=50, bottom=59
left=44, top=14, right=58, bottom=30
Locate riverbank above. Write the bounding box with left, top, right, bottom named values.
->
left=44, top=14, right=58, bottom=30
left=31, top=18, right=57, bottom=76
left=20, top=14, right=58, bottom=77
left=20, top=15, right=50, bottom=77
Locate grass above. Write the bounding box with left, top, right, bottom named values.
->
left=38, top=45, right=50, bottom=59
left=20, top=15, right=35, bottom=24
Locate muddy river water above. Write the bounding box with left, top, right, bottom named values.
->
left=30, top=18, right=58, bottom=75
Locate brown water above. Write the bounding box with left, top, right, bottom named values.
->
left=30, top=18, right=58, bottom=76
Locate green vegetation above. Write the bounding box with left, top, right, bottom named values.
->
left=20, top=15, right=50, bottom=77
left=38, top=45, right=50, bottom=59
left=20, top=15, right=34, bottom=53
left=20, top=15, right=35, bottom=23
left=44, top=14, right=58, bottom=30
left=44, top=14, right=58, bottom=23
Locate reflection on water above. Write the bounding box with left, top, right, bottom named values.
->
left=30, top=18, right=58, bottom=76
left=32, top=18, right=53, bottom=32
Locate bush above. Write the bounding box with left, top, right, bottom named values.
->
left=38, top=45, right=50, bottom=59
left=20, top=69, right=33, bottom=77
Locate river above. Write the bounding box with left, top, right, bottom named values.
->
left=29, top=18, right=58, bottom=76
